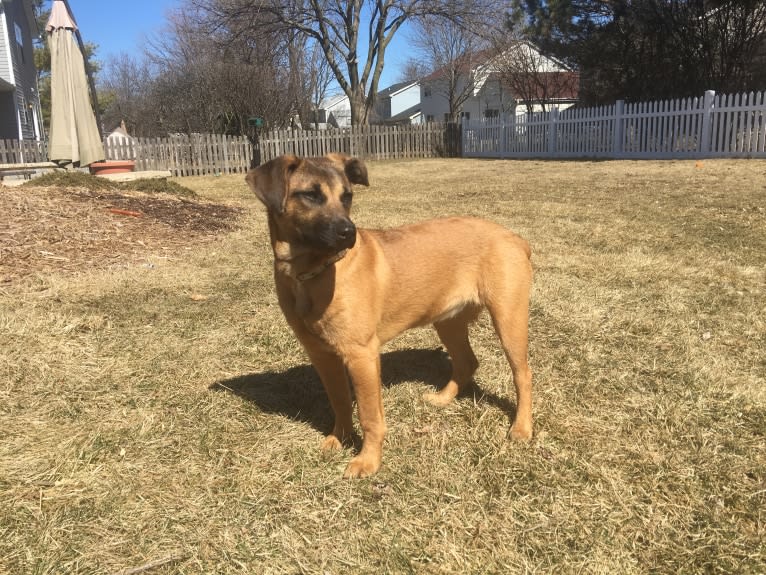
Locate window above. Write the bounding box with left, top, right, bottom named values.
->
left=15, top=23, right=24, bottom=64
left=426, top=115, right=435, bottom=122
left=423, top=86, right=432, bottom=98
left=484, top=109, right=499, bottom=119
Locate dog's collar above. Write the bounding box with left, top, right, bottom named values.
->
left=278, top=249, right=349, bottom=282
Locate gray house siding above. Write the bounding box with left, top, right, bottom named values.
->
left=0, top=0, right=41, bottom=140
left=0, top=91, right=15, bottom=138
left=0, top=10, right=12, bottom=85
left=372, top=81, right=421, bottom=124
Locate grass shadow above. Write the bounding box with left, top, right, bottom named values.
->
left=211, top=347, right=516, bottom=435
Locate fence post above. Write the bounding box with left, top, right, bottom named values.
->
left=461, top=121, right=468, bottom=157
left=548, top=108, right=559, bottom=155
left=613, top=100, right=624, bottom=158
left=699, top=90, right=715, bottom=157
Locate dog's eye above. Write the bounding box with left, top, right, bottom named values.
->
left=341, top=190, right=353, bottom=207
left=295, top=190, right=325, bottom=205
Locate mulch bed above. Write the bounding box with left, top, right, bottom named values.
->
left=0, top=185, right=243, bottom=282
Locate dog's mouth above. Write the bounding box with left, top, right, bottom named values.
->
left=310, top=218, right=357, bottom=253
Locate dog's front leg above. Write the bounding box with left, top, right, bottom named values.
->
left=307, top=349, right=354, bottom=451
left=343, top=344, right=387, bottom=479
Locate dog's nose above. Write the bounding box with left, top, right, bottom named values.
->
left=336, top=220, right=356, bottom=241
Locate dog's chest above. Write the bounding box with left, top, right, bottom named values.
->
left=277, top=280, right=355, bottom=346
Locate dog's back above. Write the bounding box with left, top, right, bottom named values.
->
left=361, top=217, right=532, bottom=335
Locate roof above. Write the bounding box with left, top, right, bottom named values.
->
left=490, top=42, right=573, bottom=74
left=321, top=93, right=349, bottom=111
left=385, top=103, right=422, bottom=123
left=377, top=81, right=419, bottom=99
left=421, top=49, right=494, bottom=83
left=489, top=70, right=580, bottom=101
left=421, top=43, right=575, bottom=85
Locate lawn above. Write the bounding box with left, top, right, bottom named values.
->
left=1, top=158, right=764, bottom=574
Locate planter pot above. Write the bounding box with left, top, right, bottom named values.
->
left=89, top=160, right=135, bottom=175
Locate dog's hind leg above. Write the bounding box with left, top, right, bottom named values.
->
left=424, top=308, right=481, bottom=407
left=485, top=286, right=533, bottom=441
left=308, top=349, right=355, bottom=452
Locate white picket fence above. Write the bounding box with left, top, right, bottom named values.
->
left=463, top=90, right=766, bottom=159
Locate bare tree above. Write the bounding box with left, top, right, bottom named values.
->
left=285, top=33, right=335, bottom=128
left=307, top=45, right=336, bottom=129
left=686, top=0, right=766, bottom=94
left=142, top=5, right=302, bottom=135
left=398, top=58, right=430, bottom=83
left=491, top=39, right=579, bottom=114
left=193, top=0, right=484, bottom=125
left=100, top=53, right=156, bottom=136
left=411, top=7, right=492, bottom=122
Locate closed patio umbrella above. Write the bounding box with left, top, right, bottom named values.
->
left=46, top=0, right=104, bottom=167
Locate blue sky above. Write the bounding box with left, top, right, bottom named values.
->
left=60, top=0, right=408, bottom=90
left=65, top=0, right=177, bottom=60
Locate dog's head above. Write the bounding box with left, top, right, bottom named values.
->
left=246, top=154, right=369, bottom=253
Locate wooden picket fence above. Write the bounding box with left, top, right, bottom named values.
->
left=106, top=123, right=458, bottom=176
left=463, top=90, right=766, bottom=159
left=258, top=123, right=458, bottom=162
left=0, top=134, right=254, bottom=177
left=104, top=134, right=254, bottom=177
left=0, top=139, right=48, bottom=164
left=0, top=124, right=458, bottom=178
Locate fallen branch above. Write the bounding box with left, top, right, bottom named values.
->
left=108, top=208, right=143, bottom=217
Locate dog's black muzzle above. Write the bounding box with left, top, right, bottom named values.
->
left=313, top=217, right=357, bottom=252
left=335, top=219, right=357, bottom=249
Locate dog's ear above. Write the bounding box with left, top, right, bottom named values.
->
left=325, top=153, right=370, bottom=187
left=246, top=155, right=302, bottom=213
left=345, top=157, right=369, bottom=186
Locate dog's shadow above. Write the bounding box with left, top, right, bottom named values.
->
left=210, top=348, right=516, bottom=435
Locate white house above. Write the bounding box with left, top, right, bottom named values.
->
left=421, top=43, right=579, bottom=123
left=0, top=0, right=42, bottom=140
left=372, top=80, right=422, bottom=124
left=315, top=81, right=424, bottom=128
left=315, top=93, right=352, bottom=129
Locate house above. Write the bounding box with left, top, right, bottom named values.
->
left=0, top=0, right=42, bottom=140
left=421, top=43, right=579, bottom=122
left=314, top=93, right=352, bottom=129
left=372, top=80, right=422, bottom=124
left=314, top=81, right=423, bottom=128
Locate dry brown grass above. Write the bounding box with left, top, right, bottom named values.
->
left=1, top=159, right=764, bottom=574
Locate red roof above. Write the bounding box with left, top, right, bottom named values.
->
left=494, top=71, right=580, bottom=101
left=421, top=49, right=495, bottom=83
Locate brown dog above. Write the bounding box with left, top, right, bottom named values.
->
left=246, top=154, right=533, bottom=478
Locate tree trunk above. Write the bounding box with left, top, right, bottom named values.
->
left=349, top=89, right=369, bottom=126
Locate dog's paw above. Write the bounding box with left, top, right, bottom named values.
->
left=343, top=455, right=380, bottom=479
left=320, top=435, right=343, bottom=452
left=509, top=423, right=533, bottom=441
left=422, top=389, right=457, bottom=407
